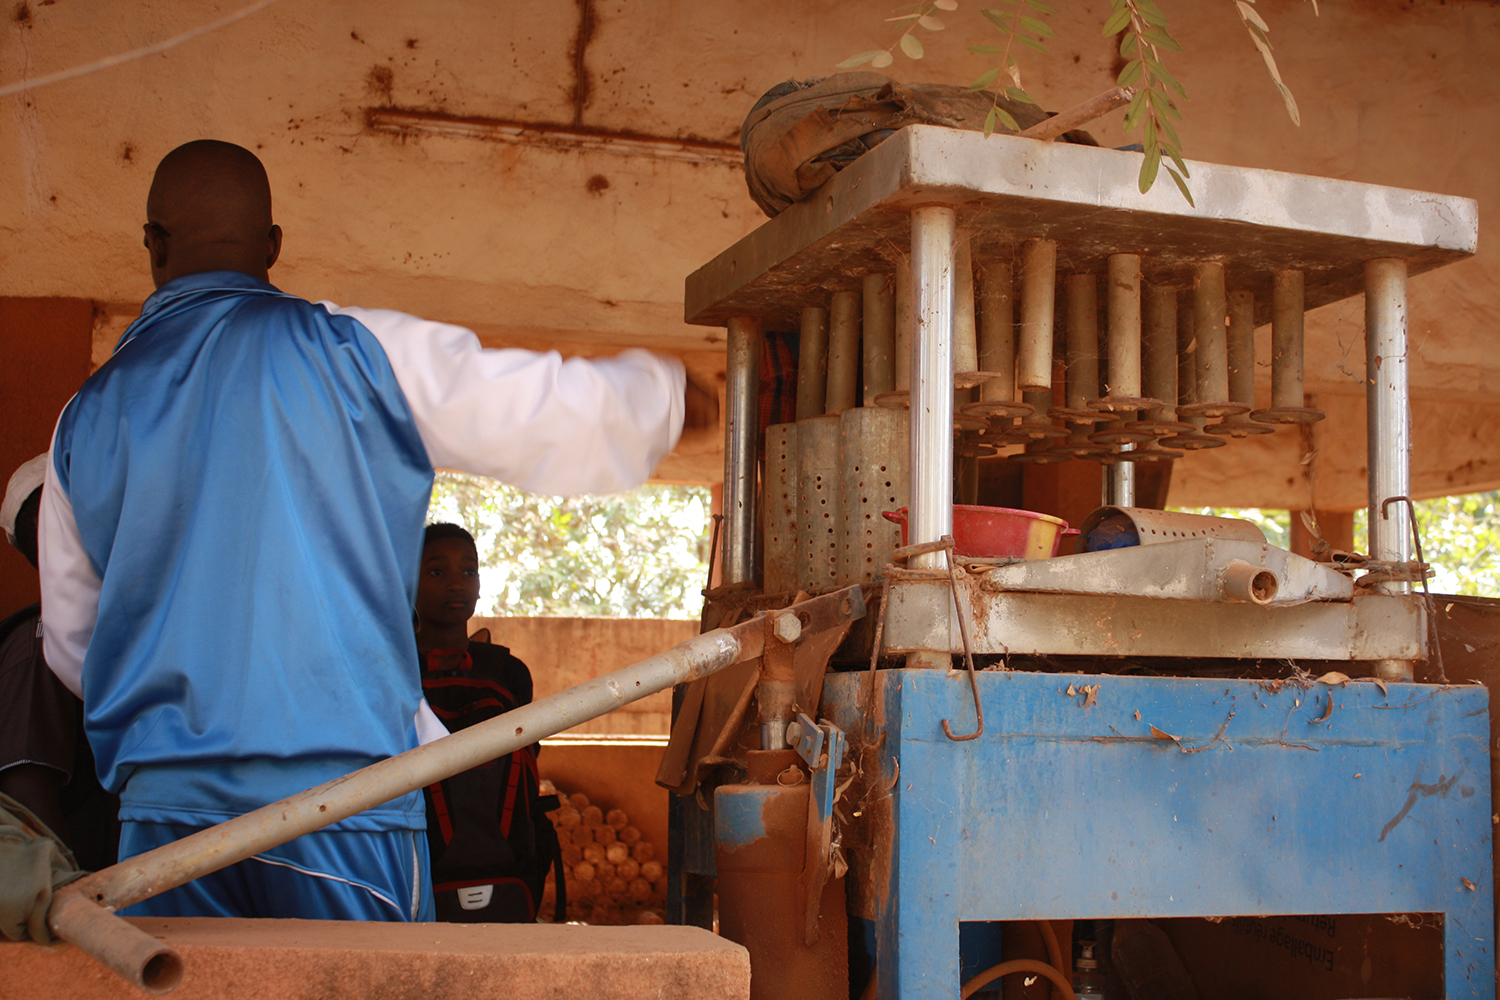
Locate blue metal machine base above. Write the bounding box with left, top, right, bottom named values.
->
left=822, top=669, right=1494, bottom=999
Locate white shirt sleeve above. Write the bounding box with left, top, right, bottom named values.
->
left=320, top=303, right=686, bottom=496
left=415, top=698, right=450, bottom=745
left=37, top=430, right=96, bottom=699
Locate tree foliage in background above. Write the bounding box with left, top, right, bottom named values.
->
left=1180, top=493, right=1500, bottom=597
left=1174, top=505, right=1290, bottom=550
left=1353, top=493, right=1500, bottom=597
left=428, top=473, right=711, bottom=619
left=839, top=1, right=1314, bottom=202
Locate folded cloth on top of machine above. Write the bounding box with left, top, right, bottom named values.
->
left=740, top=72, right=1099, bottom=217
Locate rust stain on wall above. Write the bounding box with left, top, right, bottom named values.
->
left=569, top=0, right=595, bottom=125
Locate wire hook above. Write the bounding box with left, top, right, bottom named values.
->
left=939, top=536, right=985, bottom=742
left=1380, top=497, right=1446, bottom=682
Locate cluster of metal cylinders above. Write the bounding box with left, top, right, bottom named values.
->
left=722, top=223, right=1411, bottom=592
left=744, top=242, right=1332, bottom=592
left=863, top=239, right=1328, bottom=470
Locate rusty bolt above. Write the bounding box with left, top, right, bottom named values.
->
left=772, top=613, right=802, bottom=644
left=785, top=721, right=802, bottom=745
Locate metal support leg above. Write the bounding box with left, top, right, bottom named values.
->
left=1365, top=258, right=1412, bottom=591
left=908, top=206, right=956, bottom=571
left=724, top=317, right=763, bottom=586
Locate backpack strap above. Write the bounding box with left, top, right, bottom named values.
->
left=535, top=793, right=566, bottom=922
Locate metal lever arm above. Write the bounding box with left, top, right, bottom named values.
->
left=49, top=623, right=758, bottom=993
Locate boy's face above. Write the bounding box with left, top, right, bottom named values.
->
left=416, top=538, right=481, bottom=629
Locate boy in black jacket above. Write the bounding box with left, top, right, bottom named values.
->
left=415, top=522, right=561, bottom=922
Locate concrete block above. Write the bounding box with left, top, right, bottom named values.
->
left=2, top=919, right=750, bottom=1000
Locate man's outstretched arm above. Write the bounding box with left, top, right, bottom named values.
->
left=323, top=303, right=701, bottom=496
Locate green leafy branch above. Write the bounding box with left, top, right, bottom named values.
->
left=1104, top=0, right=1193, bottom=204
left=838, top=0, right=959, bottom=71
left=838, top=2, right=1316, bottom=203
left=966, top=0, right=1055, bottom=135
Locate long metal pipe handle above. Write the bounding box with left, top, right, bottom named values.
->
left=48, top=627, right=746, bottom=993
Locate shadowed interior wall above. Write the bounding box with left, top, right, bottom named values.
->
left=0, top=297, right=93, bottom=615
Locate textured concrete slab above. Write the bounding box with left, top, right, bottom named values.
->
left=2, top=919, right=749, bottom=1000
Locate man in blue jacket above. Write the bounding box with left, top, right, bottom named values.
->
left=38, top=140, right=713, bottom=921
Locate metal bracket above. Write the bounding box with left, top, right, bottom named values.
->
left=793, top=712, right=846, bottom=947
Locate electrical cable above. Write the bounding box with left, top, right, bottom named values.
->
left=0, top=0, right=282, bottom=100
left=960, top=958, right=1078, bottom=1000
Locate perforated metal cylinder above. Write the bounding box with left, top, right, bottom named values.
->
left=763, top=422, right=801, bottom=594
left=1272, top=269, right=1306, bottom=409
left=1107, top=253, right=1143, bottom=398
left=796, top=306, right=829, bottom=420
left=909, top=206, right=957, bottom=570
left=1365, top=258, right=1412, bottom=587
left=1017, top=239, right=1057, bottom=392
left=1143, top=283, right=1178, bottom=418
left=862, top=273, right=896, bottom=404
left=840, top=407, right=910, bottom=586
left=954, top=234, right=978, bottom=375
left=895, top=257, right=913, bottom=392
left=1065, top=273, right=1099, bottom=409
left=723, top=317, right=762, bottom=586
left=827, top=290, right=861, bottom=414
left=1193, top=261, right=1230, bottom=405
left=797, top=414, right=844, bottom=591
left=978, top=260, right=1016, bottom=403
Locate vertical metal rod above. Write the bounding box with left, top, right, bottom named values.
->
left=862, top=273, right=895, bottom=405
left=1143, top=282, right=1178, bottom=420
left=1065, top=273, right=1099, bottom=409
left=1107, top=448, right=1136, bottom=507
left=1017, top=239, right=1057, bottom=392
left=827, top=290, right=861, bottom=413
left=895, top=257, right=913, bottom=392
left=1365, top=258, right=1412, bottom=588
left=953, top=234, right=978, bottom=375
left=978, top=260, right=1016, bottom=404
left=796, top=306, right=829, bottom=420
left=1271, top=270, right=1306, bottom=409
left=1106, top=253, right=1144, bottom=398
left=909, top=206, right=957, bottom=571
left=1227, top=289, right=1256, bottom=409
left=723, top=317, right=762, bottom=586
left=1193, top=261, right=1230, bottom=405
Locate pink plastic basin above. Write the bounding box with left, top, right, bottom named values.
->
left=882, top=505, right=1073, bottom=559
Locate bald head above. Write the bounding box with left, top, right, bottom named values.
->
left=143, top=140, right=282, bottom=288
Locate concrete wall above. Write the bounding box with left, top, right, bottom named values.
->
left=2, top=0, right=1497, bottom=504
left=471, top=615, right=696, bottom=736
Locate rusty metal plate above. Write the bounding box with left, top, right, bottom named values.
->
left=883, top=576, right=1423, bottom=661
left=977, top=537, right=1354, bottom=605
